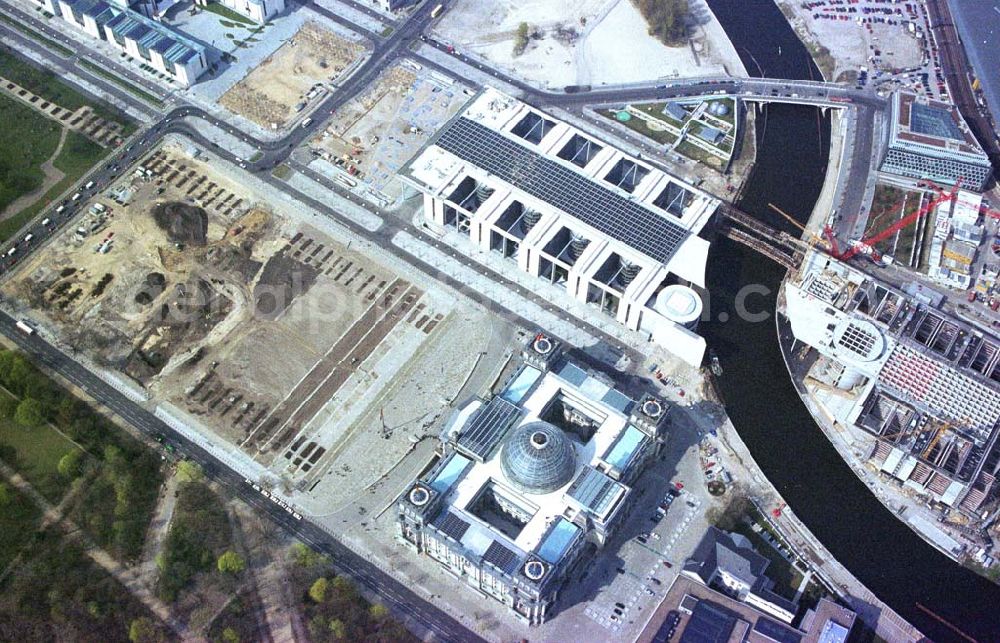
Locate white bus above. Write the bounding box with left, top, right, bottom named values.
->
left=431, top=3, right=444, bottom=18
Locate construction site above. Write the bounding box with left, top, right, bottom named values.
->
left=783, top=249, right=1000, bottom=570
left=219, top=21, right=368, bottom=129
left=301, top=62, right=469, bottom=206
left=1, top=138, right=512, bottom=508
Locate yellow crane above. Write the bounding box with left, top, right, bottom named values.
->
left=768, top=203, right=831, bottom=250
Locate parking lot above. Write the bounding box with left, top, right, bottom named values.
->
left=787, top=0, right=948, bottom=98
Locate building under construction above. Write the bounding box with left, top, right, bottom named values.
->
left=785, top=252, right=1000, bottom=523
left=400, top=87, right=720, bottom=366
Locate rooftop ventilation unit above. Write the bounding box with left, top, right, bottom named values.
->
left=616, top=259, right=641, bottom=289
left=476, top=182, right=495, bottom=205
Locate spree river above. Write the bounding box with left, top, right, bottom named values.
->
left=703, top=1, right=1000, bottom=639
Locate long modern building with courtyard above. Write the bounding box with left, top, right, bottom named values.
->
left=401, top=87, right=721, bottom=366
left=395, top=332, right=671, bottom=624
left=28, top=0, right=283, bottom=86
left=879, top=92, right=992, bottom=192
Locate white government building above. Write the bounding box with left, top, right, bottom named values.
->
left=401, top=88, right=721, bottom=366
left=27, top=0, right=283, bottom=86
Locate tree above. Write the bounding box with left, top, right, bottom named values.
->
left=221, top=627, right=240, bottom=643
left=308, top=577, right=329, bottom=603
left=290, top=542, right=327, bottom=568
left=706, top=487, right=752, bottom=531
left=636, top=0, right=689, bottom=46
left=176, top=460, right=204, bottom=484
left=58, top=449, right=84, bottom=478
left=0, top=482, right=11, bottom=507
left=14, top=398, right=45, bottom=427
left=369, top=603, right=390, bottom=621
left=217, top=550, right=246, bottom=574
left=328, top=618, right=347, bottom=639
left=331, top=575, right=357, bottom=601
left=128, top=617, right=161, bottom=643
left=0, top=395, right=17, bottom=419
left=513, top=22, right=530, bottom=56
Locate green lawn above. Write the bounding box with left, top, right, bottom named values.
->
left=0, top=93, right=62, bottom=213
left=0, top=410, right=80, bottom=504
left=0, top=14, right=73, bottom=58
left=78, top=60, right=164, bottom=109
left=0, top=483, right=42, bottom=571
left=600, top=108, right=678, bottom=146
left=0, top=48, right=133, bottom=132
left=204, top=1, right=255, bottom=25
left=0, top=129, right=108, bottom=242
left=676, top=139, right=724, bottom=168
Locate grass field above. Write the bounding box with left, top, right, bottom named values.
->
left=0, top=129, right=107, bottom=242
left=78, top=59, right=164, bottom=108
left=676, top=138, right=724, bottom=168
left=204, top=1, right=255, bottom=25
left=0, top=394, right=80, bottom=503
left=601, top=108, right=679, bottom=146
left=0, top=14, right=73, bottom=58
left=0, top=483, right=42, bottom=571
left=0, top=94, right=62, bottom=213
left=0, top=48, right=134, bottom=134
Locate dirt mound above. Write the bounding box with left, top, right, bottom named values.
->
left=124, top=278, right=232, bottom=383
left=151, top=202, right=208, bottom=246
left=253, top=248, right=318, bottom=320
left=134, top=272, right=167, bottom=306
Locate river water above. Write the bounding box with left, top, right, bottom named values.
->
left=702, top=1, right=1000, bottom=639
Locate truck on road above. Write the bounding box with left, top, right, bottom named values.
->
left=16, top=320, right=34, bottom=335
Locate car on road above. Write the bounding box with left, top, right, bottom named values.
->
left=71, top=192, right=81, bottom=201
left=84, top=181, right=94, bottom=190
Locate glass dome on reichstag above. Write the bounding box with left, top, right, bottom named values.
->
left=500, top=421, right=576, bottom=495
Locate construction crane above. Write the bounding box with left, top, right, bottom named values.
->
left=824, top=177, right=964, bottom=263
left=767, top=203, right=831, bottom=249
left=922, top=423, right=949, bottom=460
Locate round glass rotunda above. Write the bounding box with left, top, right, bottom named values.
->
left=500, top=421, right=576, bottom=495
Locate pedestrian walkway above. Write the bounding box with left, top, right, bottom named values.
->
left=0, top=460, right=189, bottom=638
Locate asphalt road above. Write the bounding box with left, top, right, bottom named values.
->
left=0, top=309, right=483, bottom=643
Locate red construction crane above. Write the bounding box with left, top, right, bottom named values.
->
left=825, top=178, right=964, bottom=263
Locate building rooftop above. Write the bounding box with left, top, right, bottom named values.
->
left=105, top=9, right=205, bottom=64
left=500, top=421, right=578, bottom=495
left=401, top=87, right=719, bottom=271
left=405, top=341, right=668, bottom=583
left=892, top=92, right=984, bottom=156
